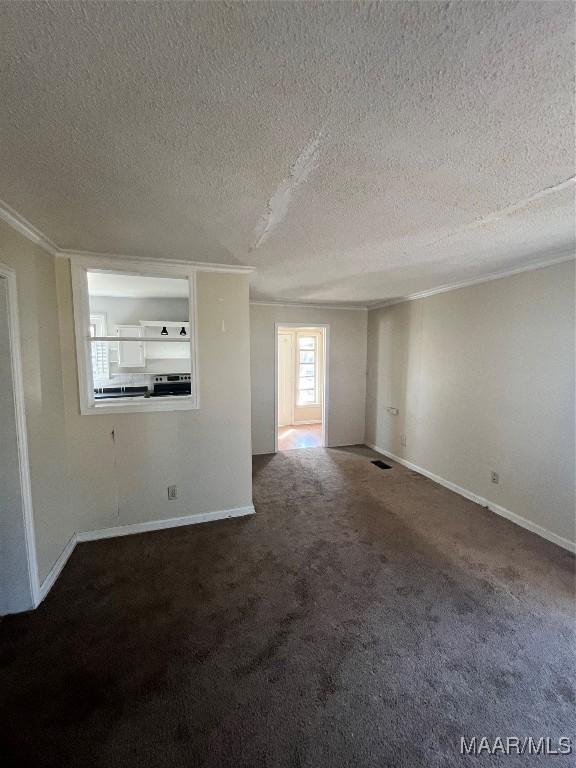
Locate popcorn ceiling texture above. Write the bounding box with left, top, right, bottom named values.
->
left=0, top=1, right=574, bottom=304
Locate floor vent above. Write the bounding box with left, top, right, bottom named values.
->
left=371, top=459, right=392, bottom=470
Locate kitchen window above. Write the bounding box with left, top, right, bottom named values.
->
left=71, top=256, right=198, bottom=415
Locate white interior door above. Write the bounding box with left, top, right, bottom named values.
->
left=277, top=332, right=294, bottom=427
left=0, top=277, right=33, bottom=613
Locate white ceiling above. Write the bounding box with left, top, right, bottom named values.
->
left=1, top=1, right=574, bottom=305
left=87, top=272, right=189, bottom=299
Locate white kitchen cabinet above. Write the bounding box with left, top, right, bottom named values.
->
left=116, top=325, right=145, bottom=367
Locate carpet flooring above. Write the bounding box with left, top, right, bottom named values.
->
left=1, top=446, right=574, bottom=768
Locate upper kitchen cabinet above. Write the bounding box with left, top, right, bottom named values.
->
left=116, top=325, right=145, bottom=367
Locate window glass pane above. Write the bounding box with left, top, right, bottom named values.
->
left=299, top=350, right=314, bottom=364
left=86, top=271, right=192, bottom=402
left=298, top=336, right=315, bottom=350
left=89, top=340, right=191, bottom=399
left=297, top=389, right=316, bottom=405
left=298, top=376, right=315, bottom=391
left=299, top=363, right=315, bottom=378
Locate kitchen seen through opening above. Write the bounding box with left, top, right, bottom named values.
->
left=87, top=270, right=192, bottom=402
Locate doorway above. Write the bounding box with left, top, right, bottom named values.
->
left=275, top=324, right=328, bottom=451
left=0, top=265, right=38, bottom=614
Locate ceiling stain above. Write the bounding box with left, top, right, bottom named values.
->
left=251, top=130, right=323, bottom=250
left=424, top=176, right=576, bottom=250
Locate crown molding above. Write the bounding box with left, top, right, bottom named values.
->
left=0, top=199, right=57, bottom=255
left=0, top=199, right=255, bottom=273
left=251, top=251, right=575, bottom=310
left=2, top=198, right=572, bottom=295
left=250, top=300, right=367, bottom=311
left=58, top=249, right=255, bottom=274
left=367, top=252, right=576, bottom=310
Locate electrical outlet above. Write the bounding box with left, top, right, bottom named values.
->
left=167, top=485, right=178, bottom=500
left=490, top=472, right=499, bottom=485
left=400, top=434, right=407, bottom=447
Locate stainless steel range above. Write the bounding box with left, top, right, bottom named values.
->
left=151, top=374, right=191, bottom=397
left=94, top=374, right=192, bottom=400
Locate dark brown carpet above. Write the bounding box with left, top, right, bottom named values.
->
left=1, top=446, right=574, bottom=768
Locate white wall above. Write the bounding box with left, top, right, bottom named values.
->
left=250, top=304, right=367, bottom=454
left=0, top=222, right=74, bottom=585
left=57, top=262, right=254, bottom=534
left=366, top=261, right=576, bottom=548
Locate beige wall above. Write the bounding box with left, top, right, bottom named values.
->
left=0, top=222, right=74, bottom=583
left=1, top=222, right=253, bottom=601
left=251, top=304, right=367, bottom=454
left=366, top=261, right=576, bottom=546
left=56, top=261, right=253, bottom=533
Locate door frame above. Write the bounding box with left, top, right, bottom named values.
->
left=274, top=322, right=329, bottom=453
left=0, top=262, right=40, bottom=610
left=277, top=330, right=295, bottom=427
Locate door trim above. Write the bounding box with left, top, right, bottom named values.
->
left=0, top=262, right=40, bottom=610
left=277, top=331, right=295, bottom=427
left=274, top=322, right=329, bottom=452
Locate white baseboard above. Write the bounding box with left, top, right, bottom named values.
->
left=38, top=533, right=77, bottom=603
left=76, top=505, right=255, bottom=542
left=37, top=505, right=255, bottom=604
left=367, top=443, right=575, bottom=554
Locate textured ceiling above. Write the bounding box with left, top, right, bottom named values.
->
left=1, top=1, right=574, bottom=305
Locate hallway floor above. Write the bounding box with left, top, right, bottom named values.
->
left=277, top=422, right=322, bottom=450
left=0, top=446, right=574, bottom=767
